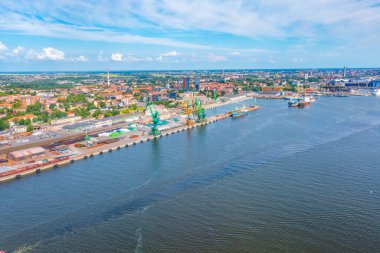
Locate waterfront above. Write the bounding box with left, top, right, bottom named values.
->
left=1, top=97, right=380, bottom=252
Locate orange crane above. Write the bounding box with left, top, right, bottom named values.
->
left=182, top=100, right=194, bottom=126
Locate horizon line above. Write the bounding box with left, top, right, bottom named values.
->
left=1, top=67, right=380, bottom=74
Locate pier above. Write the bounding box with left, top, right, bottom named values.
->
left=0, top=106, right=260, bottom=183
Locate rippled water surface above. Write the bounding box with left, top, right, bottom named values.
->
left=1, top=97, right=380, bottom=252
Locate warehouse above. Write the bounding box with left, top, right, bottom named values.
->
left=8, top=147, right=46, bottom=161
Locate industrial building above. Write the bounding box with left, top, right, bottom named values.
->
left=8, top=147, right=46, bottom=161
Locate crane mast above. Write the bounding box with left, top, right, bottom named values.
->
left=147, top=101, right=160, bottom=136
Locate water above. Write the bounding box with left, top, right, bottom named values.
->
left=1, top=97, right=380, bottom=252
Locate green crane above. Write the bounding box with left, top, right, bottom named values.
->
left=194, top=97, right=206, bottom=122
left=212, top=89, right=218, bottom=101
left=147, top=101, right=160, bottom=135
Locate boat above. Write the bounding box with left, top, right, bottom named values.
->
left=288, top=97, right=301, bottom=107
left=298, top=101, right=310, bottom=108
left=231, top=110, right=248, bottom=118
left=231, top=105, right=249, bottom=118
left=374, top=89, right=380, bottom=96
left=288, top=100, right=300, bottom=107
left=301, top=95, right=316, bottom=103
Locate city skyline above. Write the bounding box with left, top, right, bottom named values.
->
left=0, top=0, right=380, bottom=71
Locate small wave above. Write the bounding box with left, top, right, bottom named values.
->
left=11, top=242, right=40, bottom=253
left=134, top=228, right=143, bottom=253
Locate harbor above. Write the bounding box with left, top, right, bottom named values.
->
left=0, top=104, right=260, bottom=183
left=1, top=97, right=380, bottom=253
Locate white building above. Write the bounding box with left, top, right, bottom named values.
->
left=12, top=125, right=28, bottom=134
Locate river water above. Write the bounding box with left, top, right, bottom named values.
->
left=1, top=97, right=380, bottom=252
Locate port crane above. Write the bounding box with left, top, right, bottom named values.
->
left=147, top=101, right=160, bottom=135
left=212, top=89, right=218, bottom=101
left=194, top=97, right=206, bottom=122
left=182, top=100, right=195, bottom=126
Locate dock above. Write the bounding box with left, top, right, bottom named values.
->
left=0, top=106, right=260, bottom=183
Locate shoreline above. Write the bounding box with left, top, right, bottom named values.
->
left=0, top=106, right=260, bottom=183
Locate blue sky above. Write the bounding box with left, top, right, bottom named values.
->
left=0, top=0, right=379, bottom=71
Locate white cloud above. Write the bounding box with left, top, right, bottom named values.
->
left=229, top=51, right=253, bottom=57
left=0, top=0, right=379, bottom=66
left=26, top=47, right=65, bottom=61
left=0, top=3, right=210, bottom=50
left=0, top=41, right=7, bottom=51
left=160, top=51, right=179, bottom=57
left=11, top=46, right=25, bottom=56
left=111, top=53, right=123, bottom=62
left=124, top=55, right=153, bottom=62
left=207, top=53, right=226, bottom=62
left=97, top=51, right=107, bottom=62
left=108, top=52, right=154, bottom=62
left=70, top=55, right=88, bottom=62
left=268, top=55, right=275, bottom=63
left=292, top=57, right=305, bottom=63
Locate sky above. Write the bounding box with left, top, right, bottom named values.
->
left=0, top=0, right=379, bottom=71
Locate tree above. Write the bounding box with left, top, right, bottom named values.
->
left=99, top=101, right=106, bottom=108
left=39, top=111, right=49, bottom=123
left=50, top=109, right=67, bottom=119
left=111, top=110, right=120, bottom=116
left=64, top=102, right=70, bottom=111
left=74, top=107, right=90, bottom=118
left=92, top=109, right=102, bottom=119
left=26, top=102, right=43, bottom=115
left=18, top=118, right=26, bottom=125
left=13, top=100, right=21, bottom=109
left=86, top=102, right=97, bottom=111
left=0, top=120, right=9, bottom=131
left=27, top=124, right=34, bottom=132
left=49, top=103, right=56, bottom=109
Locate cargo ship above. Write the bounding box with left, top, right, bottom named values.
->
left=230, top=105, right=258, bottom=118
left=298, top=100, right=310, bottom=108
left=231, top=110, right=248, bottom=118
left=288, top=99, right=300, bottom=107
left=288, top=95, right=314, bottom=108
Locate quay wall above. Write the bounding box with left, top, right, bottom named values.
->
left=0, top=107, right=259, bottom=183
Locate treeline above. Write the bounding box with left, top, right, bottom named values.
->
left=7, top=81, right=73, bottom=90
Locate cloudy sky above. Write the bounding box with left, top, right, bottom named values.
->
left=0, top=0, right=379, bottom=71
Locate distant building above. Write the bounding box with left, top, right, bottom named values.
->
left=21, top=96, right=38, bottom=108
left=50, top=116, right=82, bottom=126
left=183, top=76, right=190, bottom=91
left=8, top=147, right=46, bottom=161
left=195, top=77, right=199, bottom=91
left=168, top=92, right=178, bottom=100
left=345, top=80, right=370, bottom=87
left=151, top=93, right=161, bottom=101
left=369, top=80, right=380, bottom=88
left=12, top=125, right=28, bottom=134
